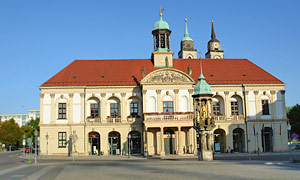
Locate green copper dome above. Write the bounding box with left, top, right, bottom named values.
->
left=154, top=14, right=170, bottom=30
left=181, top=18, right=193, bottom=41
left=193, top=63, right=213, bottom=96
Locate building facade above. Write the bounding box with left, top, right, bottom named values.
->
left=0, top=109, right=40, bottom=127
left=39, top=13, right=288, bottom=156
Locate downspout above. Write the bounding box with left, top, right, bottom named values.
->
left=242, top=84, right=249, bottom=153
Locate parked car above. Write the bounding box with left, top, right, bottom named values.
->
left=5, top=145, right=18, bottom=151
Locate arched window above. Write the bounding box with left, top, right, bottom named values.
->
left=230, top=95, right=243, bottom=115
left=212, top=95, right=225, bottom=115
left=261, top=95, right=270, bottom=115
left=87, top=97, right=100, bottom=118
left=108, top=97, right=120, bottom=117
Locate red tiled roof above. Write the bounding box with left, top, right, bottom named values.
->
left=41, top=59, right=283, bottom=87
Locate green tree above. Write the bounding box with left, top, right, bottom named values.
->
left=0, top=119, right=22, bottom=146
left=287, top=104, right=300, bottom=137
left=21, top=125, right=34, bottom=145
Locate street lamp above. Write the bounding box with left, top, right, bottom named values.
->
left=45, top=132, right=49, bottom=159
left=34, top=129, right=38, bottom=164
left=23, top=134, right=25, bottom=157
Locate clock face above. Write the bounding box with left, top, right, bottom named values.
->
left=214, top=55, right=221, bottom=59
left=214, top=43, right=218, bottom=48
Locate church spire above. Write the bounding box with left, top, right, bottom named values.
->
left=211, top=19, right=216, bottom=40
left=182, top=18, right=193, bottom=41
left=205, top=18, right=224, bottom=59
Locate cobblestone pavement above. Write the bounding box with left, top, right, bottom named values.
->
left=0, top=151, right=300, bottom=180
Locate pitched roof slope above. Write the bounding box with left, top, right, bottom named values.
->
left=41, top=59, right=283, bottom=87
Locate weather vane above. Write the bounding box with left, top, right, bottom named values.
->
left=160, top=7, right=165, bottom=16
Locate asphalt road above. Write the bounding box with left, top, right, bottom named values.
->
left=0, top=151, right=300, bottom=180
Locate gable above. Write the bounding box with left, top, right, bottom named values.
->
left=140, top=68, right=194, bottom=85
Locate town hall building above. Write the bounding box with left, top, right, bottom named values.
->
left=39, top=12, right=288, bottom=156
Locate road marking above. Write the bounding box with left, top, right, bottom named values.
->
left=12, top=174, right=25, bottom=177
left=0, top=164, right=28, bottom=176
left=264, top=162, right=284, bottom=165
left=25, top=166, right=55, bottom=180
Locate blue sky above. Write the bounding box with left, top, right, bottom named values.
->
left=0, top=0, right=299, bottom=114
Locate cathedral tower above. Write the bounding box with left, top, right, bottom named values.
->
left=205, top=20, right=224, bottom=59
left=178, top=18, right=197, bottom=59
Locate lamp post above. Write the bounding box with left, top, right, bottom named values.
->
left=45, top=132, right=49, bottom=159
left=23, top=134, right=25, bottom=157
left=27, top=137, right=32, bottom=164
left=34, top=129, right=38, bottom=164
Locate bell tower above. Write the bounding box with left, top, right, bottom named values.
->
left=205, top=20, right=224, bottom=59
left=152, top=9, right=174, bottom=67
left=178, top=18, right=197, bottom=59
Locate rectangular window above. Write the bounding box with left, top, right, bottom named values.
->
left=213, top=102, right=220, bottom=115
left=163, top=101, right=173, bottom=113
left=231, top=101, right=239, bottom=115
left=58, top=103, right=67, bottom=119
left=110, top=103, right=119, bottom=117
left=91, top=104, right=99, bottom=118
left=130, top=102, right=138, bottom=117
left=58, top=132, right=67, bottom=148
left=262, top=100, right=270, bottom=115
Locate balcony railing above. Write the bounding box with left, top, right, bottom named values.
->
left=144, top=112, right=193, bottom=121
left=107, top=117, right=121, bottom=123
left=127, top=116, right=142, bottom=123
left=212, top=115, right=245, bottom=121
left=86, top=117, right=101, bottom=123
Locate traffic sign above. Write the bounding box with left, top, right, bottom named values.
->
left=292, top=133, right=299, bottom=139
left=23, top=139, right=26, bottom=146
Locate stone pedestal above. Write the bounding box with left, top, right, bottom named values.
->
left=202, top=150, right=213, bottom=161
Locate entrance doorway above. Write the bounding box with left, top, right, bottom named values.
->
left=214, top=129, right=226, bottom=153
left=108, top=131, right=121, bottom=155
left=262, top=127, right=273, bottom=152
left=232, top=128, right=245, bottom=153
left=128, top=131, right=141, bottom=155
left=88, top=132, right=100, bottom=155
left=164, top=129, right=175, bottom=155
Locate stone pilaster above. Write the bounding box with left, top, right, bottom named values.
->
left=121, top=93, right=126, bottom=122
left=188, top=89, right=194, bottom=112
left=270, top=91, right=276, bottom=119
left=80, top=93, right=85, bottom=123
left=177, top=126, right=183, bottom=155
left=254, top=91, right=260, bottom=119
left=50, top=94, right=55, bottom=124
left=224, top=91, right=230, bottom=118
left=40, top=93, right=44, bottom=124
left=142, top=90, right=147, bottom=112
left=174, top=89, right=179, bottom=112
left=69, top=93, right=74, bottom=124
left=156, top=90, right=162, bottom=113
left=100, top=93, right=106, bottom=123
left=160, top=127, right=165, bottom=156
left=244, top=91, right=249, bottom=119
left=281, top=90, right=287, bottom=119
